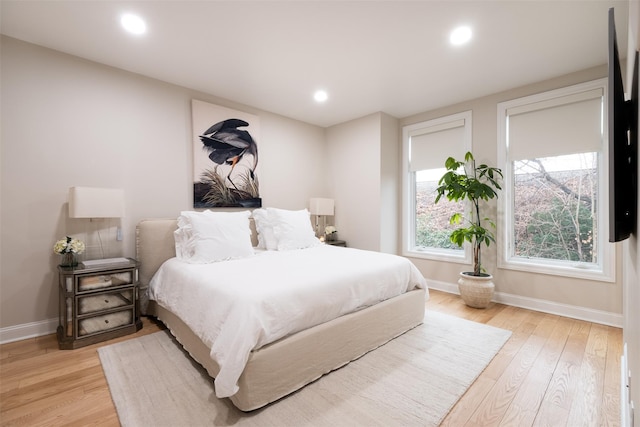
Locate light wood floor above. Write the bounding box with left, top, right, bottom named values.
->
left=0, top=289, right=622, bottom=426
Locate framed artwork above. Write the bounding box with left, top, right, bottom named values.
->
left=191, top=99, right=261, bottom=208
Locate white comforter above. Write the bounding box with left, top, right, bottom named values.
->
left=149, top=244, right=427, bottom=398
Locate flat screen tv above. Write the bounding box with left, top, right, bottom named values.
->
left=608, top=7, right=638, bottom=242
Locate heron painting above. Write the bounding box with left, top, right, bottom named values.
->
left=191, top=100, right=261, bottom=208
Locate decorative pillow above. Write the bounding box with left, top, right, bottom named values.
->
left=175, top=210, right=253, bottom=263
left=267, top=207, right=320, bottom=250
left=251, top=208, right=278, bottom=250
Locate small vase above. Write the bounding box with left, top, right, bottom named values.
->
left=325, top=233, right=337, bottom=241
left=60, top=252, right=78, bottom=268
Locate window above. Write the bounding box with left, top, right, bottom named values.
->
left=402, top=111, right=472, bottom=261
left=497, top=79, right=613, bottom=281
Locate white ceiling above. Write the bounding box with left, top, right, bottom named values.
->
left=0, top=0, right=630, bottom=128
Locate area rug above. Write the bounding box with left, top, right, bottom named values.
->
left=98, top=310, right=510, bottom=427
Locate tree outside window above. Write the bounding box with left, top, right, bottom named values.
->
left=512, top=153, right=598, bottom=264
left=414, top=169, right=464, bottom=251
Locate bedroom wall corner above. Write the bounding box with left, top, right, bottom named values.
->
left=326, top=112, right=398, bottom=253
left=379, top=113, right=400, bottom=255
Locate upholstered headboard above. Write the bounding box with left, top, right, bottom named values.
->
left=135, top=217, right=259, bottom=313
left=136, top=219, right=179, bottom=289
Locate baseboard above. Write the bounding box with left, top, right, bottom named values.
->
left=0, top=318, right=57, bottom=345
left=427, top=279, right=623, bottom=328
left=427, top=279, right=459, bottom=295
left=622, top=343, right=630, bottom=427
left=621, top=343, right=635, bottom=426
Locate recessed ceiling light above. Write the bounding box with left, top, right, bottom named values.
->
left=450, top=26, right=472, bottom=46
left=314, top=90, right=328, bottom=103
left=121, top=13, right=147, bottom=35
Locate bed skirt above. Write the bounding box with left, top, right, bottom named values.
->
left=147, top=287, right=426, bottom=411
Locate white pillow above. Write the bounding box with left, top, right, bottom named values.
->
left=175, top=210, right=253, bottom=263
left=174, top=211, right=197, bottom=259
left=174, top=227, right=189, bottom=259
left=251, top=208, right=278, bottom=250
left=267, top=208, right=320, bottom=250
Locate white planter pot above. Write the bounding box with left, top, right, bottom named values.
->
left=457, top=272, right=495, bottom=308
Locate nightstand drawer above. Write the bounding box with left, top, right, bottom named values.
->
left=77, top=271, right=133, bottom=292
left=77, top=289, right=134, bottom=315
left=78, top=309, right=133, bottom=337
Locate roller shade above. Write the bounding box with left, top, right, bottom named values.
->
left=507, top=88, right=603, bottom=161
left=409, top=119, right=466, bottom=171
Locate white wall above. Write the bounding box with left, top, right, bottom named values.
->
left=325, top=112, right=400, bottom=253
left=379, top=113, right=400, bottom=254
left=624, top=1, right=640, bottom=424
left=326, top=114, right=382, bottom=251
left=0, top=36, right=326, bottom=333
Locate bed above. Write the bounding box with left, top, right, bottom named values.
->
left=136, top=210, right=427, bottom=411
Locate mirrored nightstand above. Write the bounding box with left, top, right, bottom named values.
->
left=57, top=258, right=142, bottom=349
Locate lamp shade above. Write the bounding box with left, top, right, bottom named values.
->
left=68, top=187, right=125, bottom=218
left=309, top=198, right=334, bottom=216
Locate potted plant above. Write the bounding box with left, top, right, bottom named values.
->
left=435, top=152, right=502, bottom=308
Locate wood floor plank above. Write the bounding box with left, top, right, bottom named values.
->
left=499, top=315, right=572, bottom=426
left=0, top=291, right=622, bottom=427
left=1, top=365, right=104, bottom=412
left=1, top=350, right=101, bottom=394
left=566, top=322, right=609, bottom=426
left=480, top=309, right=543, bottom=382
left=601, top=325, right=623, bottom=427
left=486, top=303, right=531, bottom=331
left=440, top=376, right=497, bottom=426
left=532, top=318, right=591, bottom=427
left=464, top=312, right=553, bottom=426
left=0, top=334, right=58, bottom=363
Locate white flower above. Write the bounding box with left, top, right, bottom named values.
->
left=53, top=236, right=85, bottom=255
left=325, top=226, right=337, bottom=235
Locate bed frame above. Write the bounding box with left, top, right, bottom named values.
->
left=136, top=218, right=426, bottom=411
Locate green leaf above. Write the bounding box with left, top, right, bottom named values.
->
left=450, top=212, right=463, bottom=224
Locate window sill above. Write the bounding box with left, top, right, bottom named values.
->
left=403, top=248, right=469, bottom=264
left=498, top=257, right=614, bottom=283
